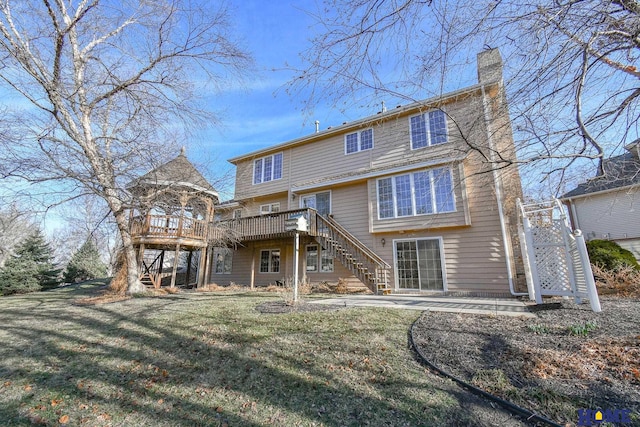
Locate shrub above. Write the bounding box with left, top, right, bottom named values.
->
left=586, top=239, right=639, bottom=271
left=64, top=239, right=107, bottom=283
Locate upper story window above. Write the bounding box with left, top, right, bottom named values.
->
left=253, top=152, right=283, bottom=184
left=377, top=166, right=455, bottom=219
left=410, top=110, right=448, bottom=149
left=260, top=203, right=280, bottom=215
left=345, top=128, right=373, bottom=154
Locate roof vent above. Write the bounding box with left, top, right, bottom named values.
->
left=315, top=120, right=320, bottom=133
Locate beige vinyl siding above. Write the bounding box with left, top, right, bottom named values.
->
left=234, top=150, right=292, bottom=200
left=242, top=194, right=290, bottom=217
left=235, top=93, right=485, bottom=202
left=221, top=82, right=521, bottom=295
left=209, top=240, right=293, bottom=287
left=571, top=187, right=640, bottom=241
left=377, top=178, right=509, bottom=294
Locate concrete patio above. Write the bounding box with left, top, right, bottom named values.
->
left=308, top=294, right=536, bottom=317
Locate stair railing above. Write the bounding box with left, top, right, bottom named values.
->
left=313, top=212, right=391, bottom=293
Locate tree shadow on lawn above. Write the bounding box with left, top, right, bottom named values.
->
left=0, top=289, right=512, bottom=427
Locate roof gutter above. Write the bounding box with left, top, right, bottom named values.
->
left=560, top=182, right=640, bottom=201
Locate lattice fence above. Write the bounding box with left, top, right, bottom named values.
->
left=517, top=199, right=601, bottom=312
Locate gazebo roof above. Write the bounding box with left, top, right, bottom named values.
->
left=128, top=148, right=218, bottom=199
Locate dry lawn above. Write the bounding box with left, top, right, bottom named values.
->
left=0, top=282, right=528, bottom=427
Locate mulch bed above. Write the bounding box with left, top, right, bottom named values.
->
left=411, top=296, right=640, bottom=424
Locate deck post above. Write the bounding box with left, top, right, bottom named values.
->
left=186, top=251, right=193, bottom=285
left=250, top=244, right=255, bottom=290
left=170, top=244, right=181, bottom=288
left=293, top=231, right=300, bottom=303
left=204, top=246, right=212, bottom=286
left=136, top=243, right=146, bottom=275
left=197, top=247, right=207, bottom=288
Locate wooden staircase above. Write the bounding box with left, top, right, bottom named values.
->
left=314, top=214, right=391, bottom=295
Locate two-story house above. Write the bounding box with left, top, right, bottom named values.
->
left=210, top=49, right=525, bottom=296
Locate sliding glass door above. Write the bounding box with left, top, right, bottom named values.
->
left=395, top=238, right=445, bottom=291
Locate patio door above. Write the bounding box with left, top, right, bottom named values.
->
left=301, top=191, right=331, bottom=217
left=301, top=191, right=331, bottom=233
left=394, top=238, right=445, bottom=291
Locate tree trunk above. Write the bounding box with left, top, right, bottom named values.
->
left=111, top=206, right=145, bottom=294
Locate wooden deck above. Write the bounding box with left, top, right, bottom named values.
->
left=130, top=214, right=209, bottom=244
left=210, top=208, right=318, bottom=242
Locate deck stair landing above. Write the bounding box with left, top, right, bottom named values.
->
left=315, top=214, right=391, bottom=295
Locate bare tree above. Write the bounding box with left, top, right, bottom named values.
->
left=49, top=195, right=118, bottom=270
left=0, top=0, right=252, bottom=293
left=290, top=0, right=640, bottom=192
left=0, top=205, right=33, bottom=268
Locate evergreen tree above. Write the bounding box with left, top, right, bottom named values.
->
left=0, top=230, right=60, bottom=295
left=64, top=239, right=107, bottom=283
left=0, top=253, right=41, bottom=295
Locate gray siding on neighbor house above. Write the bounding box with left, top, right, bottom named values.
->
left=570, top=187, right=640, bottom=241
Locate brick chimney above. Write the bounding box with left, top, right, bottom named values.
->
left=477, top=48, right=503, bottom=85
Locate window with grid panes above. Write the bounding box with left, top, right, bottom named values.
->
left=377, top=167, right=455, bottom=219
left=410, top=110, right=447, bottom=149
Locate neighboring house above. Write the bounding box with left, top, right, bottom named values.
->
left=206, top=48, right=526, bottom=297
left=561, top=141, right=640, bottom=260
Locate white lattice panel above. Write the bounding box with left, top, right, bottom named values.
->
left=518, top=199, right=602, bottom=311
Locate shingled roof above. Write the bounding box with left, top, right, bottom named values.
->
left=562, top=143, right=640, bottom=199
left=128, top=148, right=218, bottom=198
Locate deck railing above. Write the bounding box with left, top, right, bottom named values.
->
left=131, top=214, right=208, bottom=240
left=210, top=208, right=317, bottom=242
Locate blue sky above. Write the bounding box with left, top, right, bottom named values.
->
left=193, top=0, right=410, bottom=199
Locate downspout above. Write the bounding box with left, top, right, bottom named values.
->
left=481, top=85, right=527, bottom=296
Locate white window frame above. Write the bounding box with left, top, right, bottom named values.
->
left=344, top=128, right=374, bottom=154
left=392, top=237, right=447, bottom=292
left=409, top=109, right=448, bottom=150
left=213, top=248, right=233, bottom=274
left=259, top=249, right=280, bottom=273
left=305, top=244, right=334, bottom=273
left=259, top=203, right=280, bottom=215
left=376, top=167, right=456, bottom=220
left=253, top=152, right=283, bottom=185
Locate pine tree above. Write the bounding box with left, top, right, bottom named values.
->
left=0, top=230, right=60, bottom=295
left=64, top=239, right=107, bottom=283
